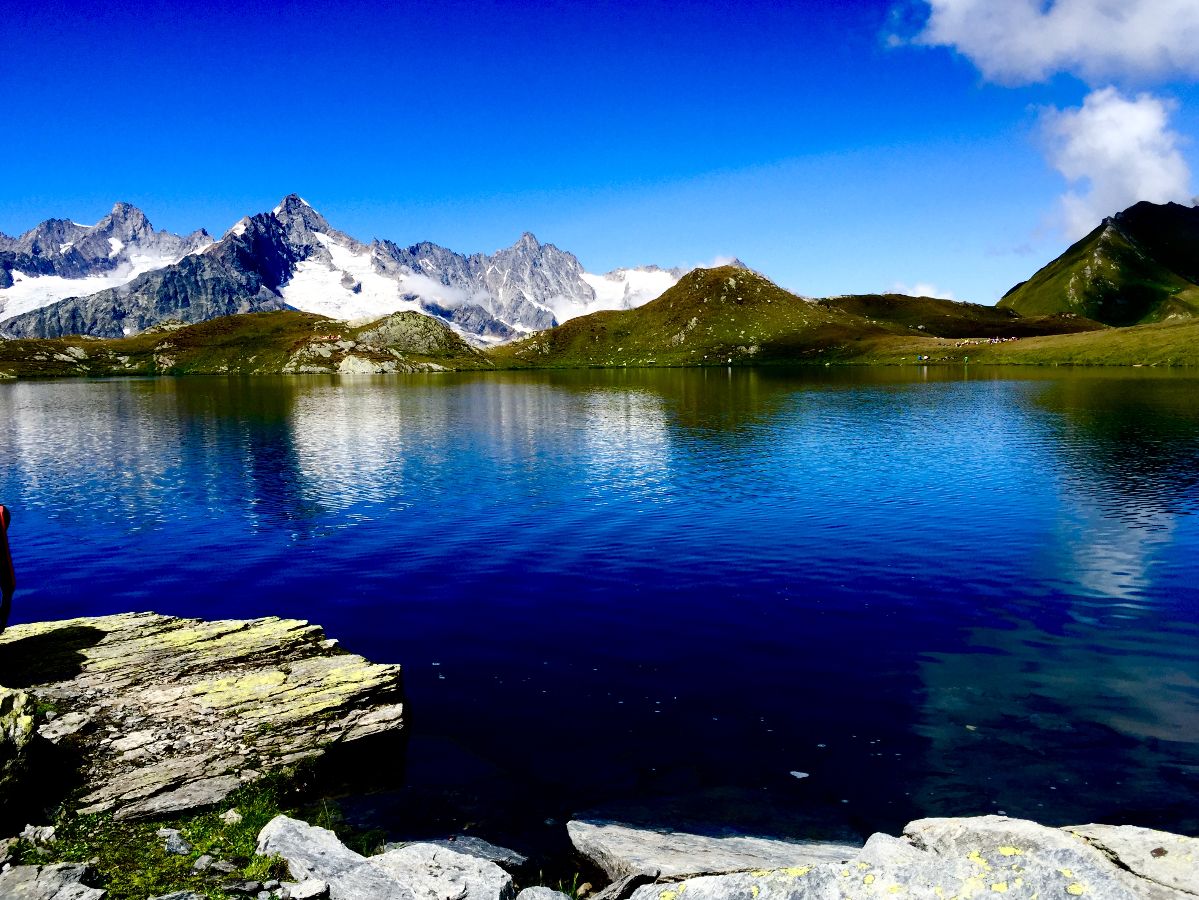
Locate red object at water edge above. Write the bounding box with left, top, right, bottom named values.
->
left=0, top=504, right=14, bottom=607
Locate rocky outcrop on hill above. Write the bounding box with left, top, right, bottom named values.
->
left=0, top=613, right=404, bottom=820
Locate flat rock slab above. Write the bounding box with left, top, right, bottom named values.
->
left=385, top=836, right=528, bottom=870
left=0, top=613, right=404, bottom=819
left=627, top=815, right=1198, bottom=900
left=1063, top=823, right=1199, bottom=896
left=259, top=815, right=514, bottom=900
left=567, top=821, right=858, bottom=879
left=0, top=862, right=105, bottom=899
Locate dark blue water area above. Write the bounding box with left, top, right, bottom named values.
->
left=1, top=367, right=1197, bottom=851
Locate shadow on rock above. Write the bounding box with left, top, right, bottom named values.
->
left=0, top=625, right=105, bottom=687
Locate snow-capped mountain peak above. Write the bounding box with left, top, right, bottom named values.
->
left=1, top=195, right=702, bottom=342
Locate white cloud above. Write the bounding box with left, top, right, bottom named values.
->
left=890, top=281, right=956, bottom=300
left=917, top=0, right=1199, bottom=85
left=1044, top=87, right=1193, bottom=238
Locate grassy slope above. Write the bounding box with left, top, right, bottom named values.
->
left=818, top=293, right=1102, bottom=338
left=0, top=310, right=491, bottom=378
left=998, top=206, right=1199, bottom=326
left=957, top=318, right=1199, bottom=366
left=492, top=266, right=907, bottom=368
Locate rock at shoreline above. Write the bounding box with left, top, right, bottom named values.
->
left=258, top=815, right=515, bottom=900
left=515, top=889, right=572, bottom=900
left=1062, top=824, right=1199, bottom=896
left=0, top=861, right=105, bottom=899
left=384, top=836, right=528, bottom=871
left=567, top=820, right=857, bottom=879
left=625, top=815, right=1198, bottom=900
left=0, top=613, right=404, bottom=820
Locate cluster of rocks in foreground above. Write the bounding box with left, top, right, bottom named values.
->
left=3, top=813, right=1195, bottom=900
left=0, top=613, right=1194, bottom=899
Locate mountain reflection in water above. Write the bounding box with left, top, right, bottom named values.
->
left=1, top=367, right=1196, bottom=845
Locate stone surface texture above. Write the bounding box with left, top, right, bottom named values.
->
left=0, top=861, right=105, bottom=899
left=368, top=842, right=515, bottom=900
left=1062, top=823, right=1199, bottom=896
left=0, top=613, right=404, bottom=819
left=515, top=888, right=572, bottom=900
left=259, top=815, right=517, bottom=900
left=0, top=686, right=36, bottom=791
left=624, top=815, right=1198, bottom=900
left=567, top=821, right=858, bottom=879
left=385, top=836, right=528, bottom=870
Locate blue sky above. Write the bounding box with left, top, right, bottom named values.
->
left=2, top=0, right=1196, bottom=302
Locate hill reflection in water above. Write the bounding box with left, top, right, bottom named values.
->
left=1, top=367, right=1196, bottom=845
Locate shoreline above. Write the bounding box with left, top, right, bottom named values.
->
left=0, top=613, right=1196, bottom=899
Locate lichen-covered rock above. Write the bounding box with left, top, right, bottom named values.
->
left=0, top=686, right=36, bottom=792
left=1062, top=824, right=1199, bottom=897
left=626, top=815, right=1197, bottom=900
left=567, top=821, right=857, bottom=879
left=0, top=613, right=404, bottom=820
left=0, top=861, right=105, bottom=899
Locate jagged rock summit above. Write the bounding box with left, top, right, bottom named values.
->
left=0, top=195, right=699, bottom=342
left=0, top=202, right=213, bottom=324
left=0, top=613, right=404, bottom=820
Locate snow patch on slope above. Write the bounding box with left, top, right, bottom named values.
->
left=565, top=268, right=681, bottom=321
left=281, top=233, right=417, bottom=322
left=0, top=247, right=196, bottom=320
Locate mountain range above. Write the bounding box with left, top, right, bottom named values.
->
left=0, top=195, right=704, bottom=342
left=3, top=196, right=1198, bottom=367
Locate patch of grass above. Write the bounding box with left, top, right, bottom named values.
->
left=12, top=773, right=306, bottom=899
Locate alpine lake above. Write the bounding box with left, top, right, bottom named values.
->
left=2, top=367, right=1197, bottom=854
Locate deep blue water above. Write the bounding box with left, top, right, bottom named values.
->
left=2, top=368, right=1197, bottom=847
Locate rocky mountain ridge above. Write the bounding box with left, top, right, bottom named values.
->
left=999, top=200, right=1199, bottom=326
left=0, top=196, right=696, bottom=342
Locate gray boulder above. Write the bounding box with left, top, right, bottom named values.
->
left=0, top=862, right=105, bottom=899
left=1062, top=824, right=1199, bottom=896
left=368, top=842, right=515, bottom=900
left=567, top=821, right=857, bottom=879
left=258, top=816, right=516, bottom=900
left=149, top=893, right=206, bottom=900
left=515, top=889, right=572, bottom=900
left=283, top=881, right=331, bottom=899
left=384, top=836, right=527, bottom=870
left=624, top=815, right=1198, bottom=900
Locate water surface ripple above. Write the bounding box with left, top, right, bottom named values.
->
left=1, top=367, right=1196, bottom=843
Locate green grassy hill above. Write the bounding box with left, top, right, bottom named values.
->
left=0, top=310, right=491, bottom=379
left=818, top=293, right=1102, bottom=338
left=493, top=266, right=910, bottom=368
left=998, top=201, right=1199, bottom=326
